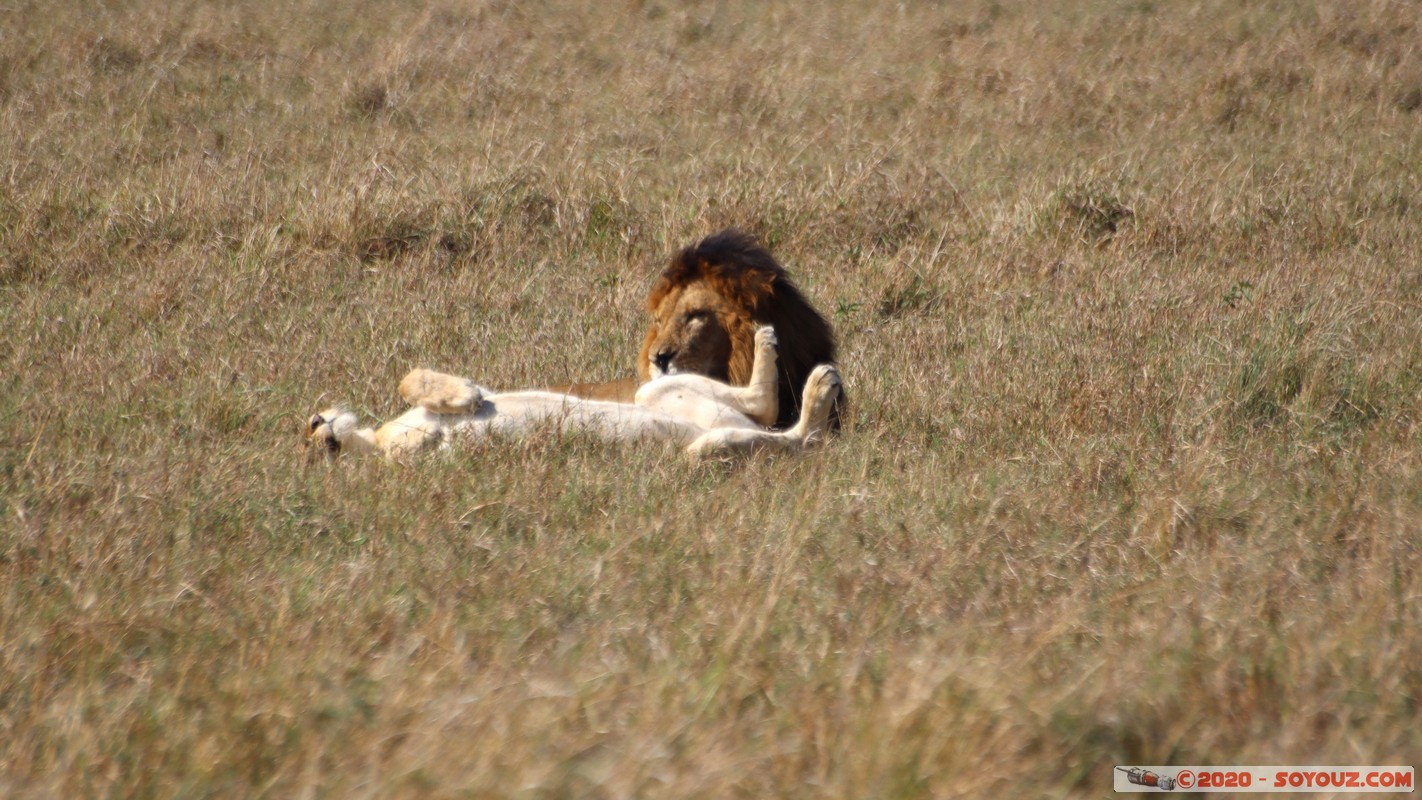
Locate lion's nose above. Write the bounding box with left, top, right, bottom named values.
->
left=653, top=350, right=675, bottom=373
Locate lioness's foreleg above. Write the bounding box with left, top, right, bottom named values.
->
left=399, top=369, right=486, bottom=414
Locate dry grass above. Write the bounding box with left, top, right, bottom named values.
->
left=3, top=0, right=1421, bottom=796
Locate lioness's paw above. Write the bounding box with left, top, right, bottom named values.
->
left=804, top=365, right=843, bottom=418
left=807, top=364, right=842, bottom=393
left=399, top=369, right=484, bottom=414
left=754, top=326, right=778, bottom=350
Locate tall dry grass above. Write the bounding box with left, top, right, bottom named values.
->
left=2, top=0, right=1420, bottom=796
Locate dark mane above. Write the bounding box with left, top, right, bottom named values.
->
left=664, top=229, right=786, bottom=286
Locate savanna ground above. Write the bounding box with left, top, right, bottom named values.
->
left=2, top=0, right=1420, bottom=796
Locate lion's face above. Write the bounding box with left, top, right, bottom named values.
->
left=639, top=281, right=748, bottom=382
left=624, top=228, right=839, bottom=430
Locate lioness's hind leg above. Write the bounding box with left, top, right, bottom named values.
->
left=399, top=369, right=485, bottom=414
left=686, top=363, right=843, bottom=460
left=739, top=325, right=780, bottom=427
left=685, top=427, right=792, bottom=459
left=786, top=364, right=843, bottom=443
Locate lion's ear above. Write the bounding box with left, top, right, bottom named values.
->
left=704, top=264, right=773, bottom=305
left=751, top=270, right=776, bottom=297
left=741, top=270, right=776, bottom=309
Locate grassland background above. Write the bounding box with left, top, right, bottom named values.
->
left=2, top=0, right=1421, bottom=796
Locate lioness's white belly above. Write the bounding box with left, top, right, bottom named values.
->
left=407, top=391, right=717, bottom=447
left=633, top=378, right=763, bottom=431
left=379, top=380, right=766, bottom=454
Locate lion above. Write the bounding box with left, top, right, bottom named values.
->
left=558, top=229, right=843, bottom=430
left=308, top=326, right=844, bottom=460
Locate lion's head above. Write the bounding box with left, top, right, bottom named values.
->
left=638, top=229, right=842, bottom=429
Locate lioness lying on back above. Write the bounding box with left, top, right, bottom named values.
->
left=307, top=327, right=843, bottom=460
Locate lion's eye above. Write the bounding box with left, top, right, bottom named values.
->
left=683, top=310, right=709, bottom=323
